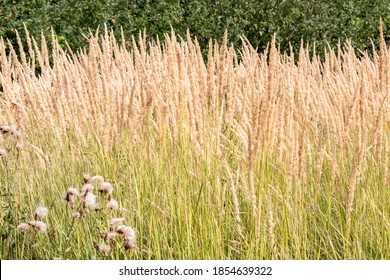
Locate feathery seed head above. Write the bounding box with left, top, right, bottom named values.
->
left=93, top=241, right=111, bottom=255
left=0, top=125, right=11, bottom=134
left=28, top=221, right=47, bottom=232
left=90, top=202, right=102, bottom=211
left=123, top=229, right=136, bottom=251
left=65, top=188, right=79, bottom=207
left=13, top=130, right=23, bottom=141
left=72, top=212, right=81, bottom=219
left=83, top=173, right=91, bottom=183
left=116, top=225, right=135, bottom=238
left=90, top=175, right=104, bottom=185
left=124, top=236, right=136, bottom=251
left=72, top=210, right=88, bottom=219
left=17, top=223, right=30, bottom=232
left=34, top=206, right=49, bottom=219
left=0, top=125, right=23, bottom=140
left=107, top=199, right=119, bottom=210
left=84, top=193, right=97, bottom=208
left=81, top=184, right=94, bottom=197
left=110, top=218, right=125, bottom=227
left=100, top=232, right=118, bottom=242
left=98, top=182, right=113, bottom=195
left=67, top=187, right=79, bottom=196
left=0, top=148, right=6, bottom=157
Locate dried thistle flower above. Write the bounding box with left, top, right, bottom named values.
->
left=110, top=218, right=125, bottom=227
left=17, top=223, right=30, bottom=232
left=65, top=187, right=79, bottom=208
left=98, top=182, right=113, bottom=196
left=28, top=221, right=47, bottom=232
left=124, top=235, right=136, bottom=251
left=93, top=241, right=111, bottom=255
left=0, top=125, right=23, bottom=140
left=80, top=184, right=94, bottom=197
left=120, top=208, right=127, bottom=215
left=122, top=228, right=136, bottom=251
left=13, top=130, right=23, bottom=141
left=90, top=202, right=102, bottom=211
left=100, top=232, right=118, bottom=242
left=66, top=188, right=79, bottom=196
left=72, top=210, right=88, bottom=219
left=0, top=125, right=11, bottom=134
left=83, top=173, right=91, bottom=183
left=107, top=199, right=119, bottom=210
left=34, top=206, right=49, bottom=219
left=71, top=212, right=81, bottom=219
left=116, top=225, right=135, bottom=238
left=0, top=148, right=6, bottom=158
left=84, top=193, right=97, bottom=208
left=90, top=175, right=104, bottom=185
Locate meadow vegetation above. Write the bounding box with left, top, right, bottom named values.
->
left=0, top=23, right=389, bottom=259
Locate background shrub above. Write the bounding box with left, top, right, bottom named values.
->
left=0, top=0, right=389, bottom=57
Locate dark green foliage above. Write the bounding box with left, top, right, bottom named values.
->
left=0, top=0, right=388, bottom=57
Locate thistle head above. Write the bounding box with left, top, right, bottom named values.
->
left=124, top=236, right=136, bottom=251
left=80, top=184, right=94, bottom=197
left=107, top=199, right=119, bottom=210
left=89, top=175, right=104, bottom=186
left=72, top=210, right=88, bottom=219
left=83, top=173, right=91, bottom=183
left=110, top=218, right=125, bottom=227
left=65, top=188, right=79, bottom=208
left=66, top=188, right=79, bottom=197
left=116, top=225, right=135, bottom=238
left=0, top=125, right=11, bottom=134
left=98, top=182, right=113, bottom=196
left=84, top=193, right=97, bottom=208
left=34, top=205, right=49, bottom=219
left=17, top=223, right=30, bottom=232
left=28, top=221, right=47, bottom=233
left=0, top=148, right=7, bottom=158
left=100, top=232, right=118, bottom=242
left=93, top=241, right=111, bottom=255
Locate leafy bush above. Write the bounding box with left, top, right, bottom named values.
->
left=0, top=0, right=388, bottom=57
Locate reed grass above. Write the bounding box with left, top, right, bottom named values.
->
left=0, top=23, right=389, bottom=259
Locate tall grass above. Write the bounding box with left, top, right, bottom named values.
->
left=0, top=23, right=389, bottom=259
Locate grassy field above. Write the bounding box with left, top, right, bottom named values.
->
left=0, top=25, right=389, bottom=260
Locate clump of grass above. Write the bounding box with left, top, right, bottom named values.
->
left=0, top=22, right=389, bottom=259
